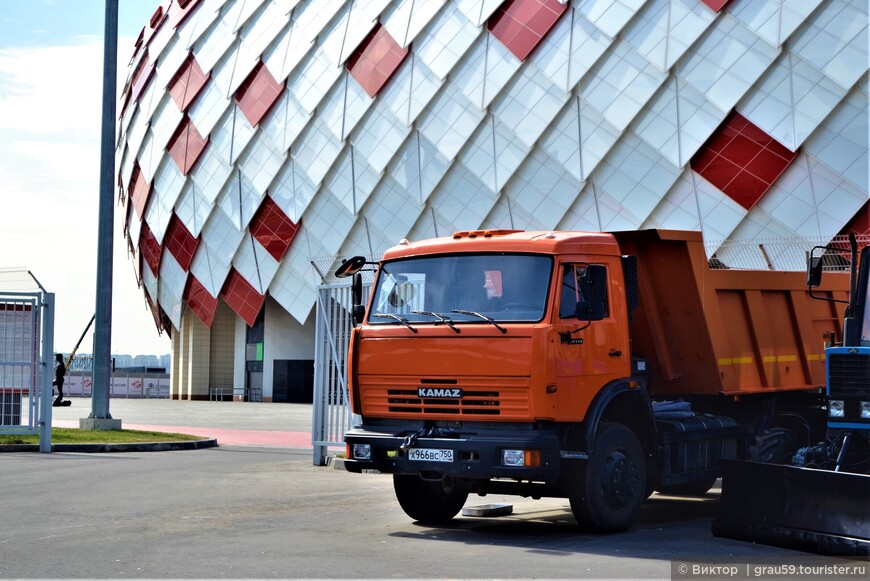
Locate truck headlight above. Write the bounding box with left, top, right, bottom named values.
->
left=501, top=449, right=540, bottom=467
left=351, top=443, right=372, bottom=460
left=828, top=400, right=845, bottom=418
left=861, top=402, right=870, bottom=420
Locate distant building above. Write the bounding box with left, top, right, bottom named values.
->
left=116, top=0, right=869, bottom=403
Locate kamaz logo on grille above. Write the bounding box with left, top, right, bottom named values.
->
left=418, top=387, right=463, bottom=398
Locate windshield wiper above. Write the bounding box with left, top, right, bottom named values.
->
left=411, top=310, right=460, bottom=333
left=451, top=309, right=507, bottom=334
left=371, top=313, right=418, bottom=333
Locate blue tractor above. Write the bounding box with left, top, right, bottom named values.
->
left=714, top=234, right=869, bottom=556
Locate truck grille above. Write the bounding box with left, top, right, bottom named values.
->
left=388, top=389, right=500, bottom=415
left=360, top=376, right=530, bottom=419
left=828, top=352, right=870, bottom=397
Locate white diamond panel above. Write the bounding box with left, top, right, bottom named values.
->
left=217, top=170, right=264, bottom=232
left=351, top=99, right=412, bottom=175
left=454, top=34, right=523, bottom=111
left=418, top=83, right=486, bottom=161
left=729, top=0, right=824, bottom=48
left=157, top=253, right=188, bottom=329
left=581, top=40, right=668, bottom=133
left=326, top=147, right=381, bottom=215
left=383, top=0, right=446, bottom=48
left=677, top=13, right=779, bottom=115
left=805, top=77, right=869, bottom=192
left=270, top=158, right=317, bottom=222
left=633, top=77, right=726, bottom=168
left=381, top=53, right=443, bottom=127
left=790, top=0, right=868, bottom=91
left=740, top=51, right=849, bottom=151
left=578, top=0, right=648, bottom=39
left=233, top=233, right=281, bottom=294
left=415, top=3, right=480, bottom=80
left=533, top=7, right=614, bottom=92
left=623, top=0, right=715, bottom=72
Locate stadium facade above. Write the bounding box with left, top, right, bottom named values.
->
left=116, top=0, right=869, bottom=402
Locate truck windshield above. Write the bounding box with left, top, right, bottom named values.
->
left=369, top=254, right=553, bottom=325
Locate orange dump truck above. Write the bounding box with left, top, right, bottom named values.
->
left=339, top=229, right=849, bottom=532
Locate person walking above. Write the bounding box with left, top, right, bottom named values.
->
left=52, top=353, right=66, bottom=407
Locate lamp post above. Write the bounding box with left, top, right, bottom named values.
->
left=83, top=0, right=121, bottom=430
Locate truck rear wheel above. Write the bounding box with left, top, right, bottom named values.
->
left=570, top=423, right=646, bottom=533
left=393, top=474, right=468, bottom=524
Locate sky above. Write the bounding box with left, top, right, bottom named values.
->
left=0, top=0, right=170, bottom=356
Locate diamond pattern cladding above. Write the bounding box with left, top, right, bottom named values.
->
left=115, top=0, right=870, bottom=334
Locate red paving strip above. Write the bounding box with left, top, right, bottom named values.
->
left=52, top=420, right=313, bottom=449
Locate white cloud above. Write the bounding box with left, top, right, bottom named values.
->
left=0, top=36, right=170, bottom=356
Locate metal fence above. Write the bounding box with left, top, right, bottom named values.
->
left=0, top=268, right=54, bottom=451
left=312, top=281, right=371, bottom=466
left=706, top=234, right=870, bottom=271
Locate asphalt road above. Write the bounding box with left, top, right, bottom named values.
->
left=1, top=445, right=817, bottom=580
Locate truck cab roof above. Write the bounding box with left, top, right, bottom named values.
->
left=382, top=230, right=626, bottom=261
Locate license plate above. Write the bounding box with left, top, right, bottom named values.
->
left=407, top=448, right=453, bottom=462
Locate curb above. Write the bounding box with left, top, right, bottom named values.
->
left=0, top=438, right=218, bottom=453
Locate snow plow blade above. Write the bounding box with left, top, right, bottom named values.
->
left=713, top=460, right=870, bottom=556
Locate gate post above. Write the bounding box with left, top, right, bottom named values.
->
left=39, top=292, right=54, bottom=453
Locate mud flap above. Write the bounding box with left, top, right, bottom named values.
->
left=713, top=460, right=870, bottom=556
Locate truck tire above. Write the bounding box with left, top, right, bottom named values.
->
left=570, top=423, right=646, bottom=533
left=655, top=477, right=718, bottom=496
left=393, top=474, right=468, bottom=524
left=749, top=427, right=797, bottom=464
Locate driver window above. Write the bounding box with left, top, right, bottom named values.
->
left=560, top=264, right=609, bottom=319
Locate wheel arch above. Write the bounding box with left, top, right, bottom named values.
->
left=583, top=379, right=657, bottom=467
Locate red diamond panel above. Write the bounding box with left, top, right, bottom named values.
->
left=130, top=55, right=156, bottom=103
left=170, top=0, right=202, bottom=28
left=139, top=223, right=163, bottom=277
left=129, top=164, right=151, bottom=220
left=220, top=269, right=266, bottom=327
left=169, top=53, right=210, bottom=112
left=167, top=116, right=208, bottom=175
left=164, top=214, right=199, bottom=271
left=249, top=197, right=299, bottom=262
left=488, top=0, right=568, bottom=62
left=347, top=24, right=410, bottom=98
left=235, top=62, right=284, bottom=127
left=701, top=0, right=730, bottom=12
left=691, top=112, right=797, bottom=211
left=185, top=275, right=219, bottom=328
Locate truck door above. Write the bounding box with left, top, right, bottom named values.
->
left=551, top=262, right=630, bottom=421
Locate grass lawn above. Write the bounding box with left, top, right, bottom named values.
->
left=0, top=428, right=207, bottom=446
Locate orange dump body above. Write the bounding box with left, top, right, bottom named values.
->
left=612, top=230, right=849, bottom=396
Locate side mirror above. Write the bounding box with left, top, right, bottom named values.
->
left=807, top=255, right=823, bottom=288
left=335, top=256, right=367, bottom=278
left=576, top=300, right=605, bottom=321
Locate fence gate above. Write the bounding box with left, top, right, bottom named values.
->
left=312, top=281, right=370, bottom=465
left=0, top=269, right=54, bottom=452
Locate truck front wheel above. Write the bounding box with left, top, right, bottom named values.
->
left=393, top=474, right=468, bottom=524
left=570, top=423, right=646, bottom=533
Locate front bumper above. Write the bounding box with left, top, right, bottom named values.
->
left=344, top=425, right=561, bottom=482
